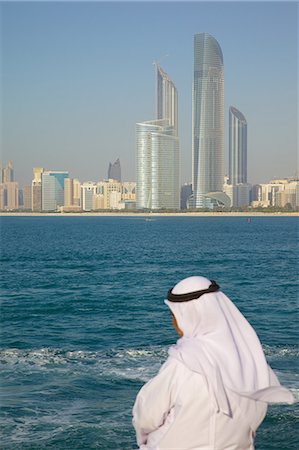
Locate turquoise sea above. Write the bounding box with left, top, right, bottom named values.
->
left=0, top=216, right=298, bottom=449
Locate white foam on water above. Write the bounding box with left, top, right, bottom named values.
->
left=1, top=399, right=99, bottom=445
left=1, top=346, right=297, bottom=386
left=0, top=346, right=168, bottom=382
left=263, top=344, right=299, bottom=359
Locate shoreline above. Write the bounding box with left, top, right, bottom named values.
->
left=1, top=212, right=298, bottom=217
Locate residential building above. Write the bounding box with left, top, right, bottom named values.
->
left=64, top=178, right=74, bottom=207
left=0, top=184, right=5, bottom=210
left=3, top=161, right=14, bottom=183
left=6, top=182, right=19, bottom=210
left=23, top=185, right=32, bottom=210
left=97, top=179, right=122, bottom=209
left=32, top=167, right=44, bottom=212
left=251, top=178, right=299, bottom=208
left=73, top=179, right=81, bottom=207
left=81, top=182, right=97, bottom=211
left=92, top=193, right=105, bottom=210
left=192, top=33, right=224, bottom=208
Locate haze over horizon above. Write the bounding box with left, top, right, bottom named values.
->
left=1, top=1, right=298, bottom=187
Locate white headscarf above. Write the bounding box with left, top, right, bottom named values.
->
left=165, top=276, right=294, bottom=416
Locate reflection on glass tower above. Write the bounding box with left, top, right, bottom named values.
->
left=42, top=171, right=69, bottom=211
left=136, top=119, right=179, bottom=209
left=229, top=106, right=247, bottom=185
left=156, top=63, right=178, bottom=136
left=192, top=33, right=224, bottom=208
left=136, top=64, right=180, bottom=210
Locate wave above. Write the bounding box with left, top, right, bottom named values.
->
left=0, top=346, right=168, bottom=382
left=1, top=344, right=297, bottom=365
left=0, top=345, right=298, bottom=387
left=263, top=344, right=299, bottom=359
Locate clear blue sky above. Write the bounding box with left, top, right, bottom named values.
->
left=1, top=1, right=298, bottom=187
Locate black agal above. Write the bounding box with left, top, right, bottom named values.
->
left=167, top=280, right=220, bottom=303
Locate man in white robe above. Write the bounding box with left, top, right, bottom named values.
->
left=133, top=276, right=294, bottom=450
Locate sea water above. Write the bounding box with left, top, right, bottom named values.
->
left=0, top=216, right=298, bottom=449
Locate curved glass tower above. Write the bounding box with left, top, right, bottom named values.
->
left=136, top=119, right=179, bottom=209
left=192, top=33, right=224, bottom=208
left=136, top=64, right=180, bottom=210
left=156, top=63, right=178, bottom=136
left=229, top=106, right=247, bottom=185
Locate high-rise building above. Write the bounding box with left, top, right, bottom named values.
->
left=6, top=182, right=19, bottom=210
left=136, top=120, right=179, bottom=209
left=122, top=182, right=136, bottom=202
left=156, top=63, right=178, bottom=135
left=64, top=178, right=74, bottom=207
left=3, top=161, right=14, bottom=183
left=136, top=65, right=180, bottom=210
left=229, top=106, right=247, bottom=185
left=32, top=167, right=44, bottom=212
left=42, top=171, right=69, bottom=211
left=81, top=182, right=97, bottom=211
left=192, top=33, right=224, bottom=208
left=63, top=178, right=82, bottom=211
left=23, top=185, right=32, bottom=210
left=180, top=183, right=192, bottom=210
left=73, top=179, right=81, bottom=207
left=97, top=179, right=122, bottom=209
left=108, top=158, right=121, bottom=182
left=0, top=184, right=6, bottom=210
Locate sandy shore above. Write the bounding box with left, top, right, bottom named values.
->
left=1, top=212, right=298, bottom=217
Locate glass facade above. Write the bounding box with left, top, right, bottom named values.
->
left=229, top=106, right=247, bottom=185
left=156, top=64, right=178, bottom=136
left=136, top=120, right=179, bottom=209
left=136, top=64, right=180, bottom=210
left=42, top=171, right=69, bottom=211
left=108, top=158, right=121, bottom=182
left=192, top=33, right=224, bottom=208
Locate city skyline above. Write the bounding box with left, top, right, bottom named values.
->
left=2, top=2, right=298, bottom=187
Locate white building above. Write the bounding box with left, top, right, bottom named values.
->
left=252, top=179, right=298, bottom=208
left=81, top=182, right=97, bottom=211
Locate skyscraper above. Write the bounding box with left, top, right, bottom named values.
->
left=64, top=178, right=74, bottom=208
left=81, top=182, right=97, bottom=211
left=227, top=106, right=249, bottom=207
left=156, top=63, right=178, bottom=135
left=32, top=167, right=44, bottom=212
left=229, top=106, right=247, bottom=185
left=42, top=171, right=69, bottom=211
left=108, top=158, right=121, bottom=182
left=3, top=161, right=14, bottom=183
left=136, top=119, right=179, bottom=209
left=192, top=33, right=224, bottom=208
left=136, top=65, right=180, bottom=210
